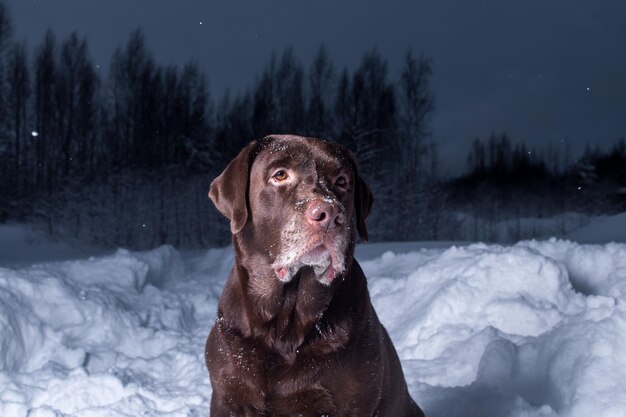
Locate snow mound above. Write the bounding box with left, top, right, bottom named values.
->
left=0, top=245, right=224, bottom=416
left=365, top=244, right=581, bottom=387
left=1, top=238, right=626, bottom=416
left=362, top=240, right=626, bottom=417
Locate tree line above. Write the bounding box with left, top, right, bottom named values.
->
left=449, top=133, right=626, bottom=242
left=2, top=2, right=623, bottom=247
left=0, top=2, right=438, bottom=248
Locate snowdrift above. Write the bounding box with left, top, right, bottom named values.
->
left=1, top=237, right=626, bottom=416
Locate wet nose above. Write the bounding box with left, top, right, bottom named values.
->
left=305, top=199, right=346, bottom=230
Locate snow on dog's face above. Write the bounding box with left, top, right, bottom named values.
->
left=210, top=135, right=372, bottom=286
left=270, top=209, right=348, bottom=285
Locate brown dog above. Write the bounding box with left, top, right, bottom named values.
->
left=206, top=135, right=424, bottom=417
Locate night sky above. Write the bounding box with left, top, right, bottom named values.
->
left=6, top=0, right=626, bottom=174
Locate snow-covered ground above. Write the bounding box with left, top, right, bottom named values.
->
left=1, top=214, right=625, bottom=417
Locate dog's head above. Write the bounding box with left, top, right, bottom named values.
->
left=210, top=135, right=372, bottom=285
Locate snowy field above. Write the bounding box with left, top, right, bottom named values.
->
left=1, top=215, right=626, bottom=417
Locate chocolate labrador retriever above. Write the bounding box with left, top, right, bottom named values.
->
left=206, top=134, right=424, bottom=417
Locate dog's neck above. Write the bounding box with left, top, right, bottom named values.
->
left=218, top=235, right=363, bottom=360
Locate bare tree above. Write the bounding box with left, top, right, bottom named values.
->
left=398, top=50, right=435, bottom=239
left=335, top=50, right=398, bottom=240
left=399, top=51, right=434, bottom=155
left=33, top=30, right=57, bottom=189
left=108, top=29, right=154, bottom=166
left=0, top=0, right=13, bottom=210
left=252, top=49, right=305, bottom=136
left=252, top=52, right=277, bottom=137
left=307, top=44, right=335, bottom=138
left=0, top=1, right=12, bottom=118
left=275, top=48, right=304, bottom=133
left=55, top=32, right=99, bottom=177
left=7, top=41, right=30, bottom=191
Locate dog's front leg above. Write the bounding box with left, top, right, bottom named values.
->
left=209, top=394, right=232, bottom=417
left=210, top=395, right=267, bottom=417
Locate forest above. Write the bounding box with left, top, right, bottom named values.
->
left=0, top=3, right=624, bottom=248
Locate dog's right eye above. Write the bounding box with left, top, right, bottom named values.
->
left=271, top=169, right=289, bottom=183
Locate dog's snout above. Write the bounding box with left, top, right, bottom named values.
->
left=305, top=200, right=345, bottom=229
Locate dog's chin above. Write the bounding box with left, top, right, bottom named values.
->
left=273, top=243, right=346, bottom=286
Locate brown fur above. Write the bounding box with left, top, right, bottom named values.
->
left=206, top=134, right=424, bottom=417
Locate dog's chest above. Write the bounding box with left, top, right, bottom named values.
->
left=218, top=342, right=350, bottom=416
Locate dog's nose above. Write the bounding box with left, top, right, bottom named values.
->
left=305, top=200, right=345, bottom=229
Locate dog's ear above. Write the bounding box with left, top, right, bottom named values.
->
left=354, top=174, right=373, bottom=242
left=209, top=141, right=258, bottom=234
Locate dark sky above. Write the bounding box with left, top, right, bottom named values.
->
left=6, top=0, right=626, bottom=174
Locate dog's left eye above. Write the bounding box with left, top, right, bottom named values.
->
left=271, top=170, right=289, bottom=182
left=335, top=175, right=349, bottom=190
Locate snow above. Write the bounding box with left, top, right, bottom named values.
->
left=453, top=212, right=594, bottom=243
left=368, top=241, right=626, bottom=416
left=0, top=224, right=108, bottom=267
left=1, top=219, right=626, bottom=416
left=565, top=212, right=626, bottom=244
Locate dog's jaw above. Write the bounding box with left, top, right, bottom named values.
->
left=271, top=216, right=349, bottom=285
